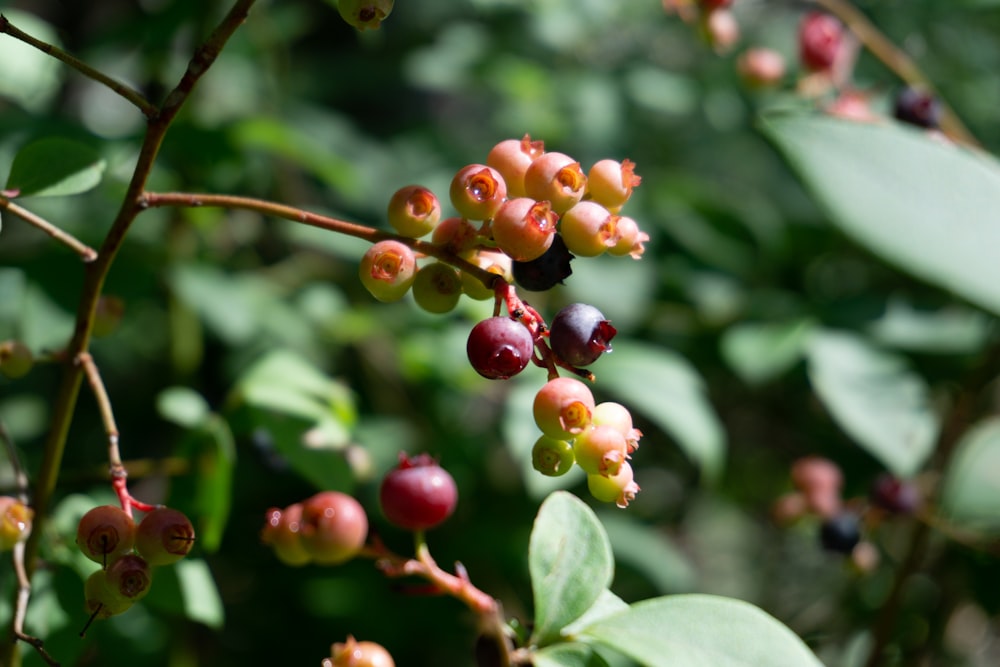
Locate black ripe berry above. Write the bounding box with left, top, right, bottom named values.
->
left=819, top=511, right=861, bottom=554
left=512, top=233, right=574, bottom=292
left=548, top=303, right=617, bottom=367
left=894, top=87, right=941, bottom=130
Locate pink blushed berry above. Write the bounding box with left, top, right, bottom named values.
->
left=431, top=216, right=479, bottom=254
left=359, top=240, right=418, bottom=302
left=592, top=401, right=642, bottom=452
left=487, top=134, right=545, bottom=199
left=450, top=164, right=507, bottom=221
left=573, top=425, right=629, bottom=477
left=737, top=48, right=786, bottom=88
left=491, top=198, right=558, bottom=262
left=799, top=12, right=843, bottom=72
left=459, top=249, right=512, bottom=301
left=560, top=201, right=621, bottom=257
left=387, top=185, right=441, bottom=238
left=587, top=462, right=640, bottom=508
left=524, top=152, right=587, bottom=214
left=587, top=159, right=641, bottom=211
left=607, top=215, right=648, bottom=259
left=533, top=377, right=596, bottom=439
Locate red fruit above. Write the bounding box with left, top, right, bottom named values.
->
left=105, top=553, right=153, bottom=602
left=490, top=198, right=558, bottom=262
left=327, top=636, right=396, bottom=667
left=135, top=507, right=195, bottom=566
left=870, top=474, right=921, bottom=515
left=298, top=491, right=368, bottom=565
left=467, top=316, right=534, bottom=380
left=76, top=505, right=136, bottom=566
left=379, top=453, right=458, bottom=531
left=799, top=12, right=843, bottom=72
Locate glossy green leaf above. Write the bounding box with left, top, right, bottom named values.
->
left=5, top=137, right=105, bottom=197
left=561, top=588, right=629, bottom=637
left=157, top=386, right=211, bottom=429
left=534, top=643, right=613, bottom=667
left=597, top=342, right=726, bottom=482
left=806, top=330, right=938, bottom=477
left=580, top=594, right=824, bottom=667
left=941, top=417, right=1000, bottom=534
left=762, top=113, right=1000, bottom=317
left=720, top=319, right=816, bottom=385
left=530, top=491, right=614, bottom=646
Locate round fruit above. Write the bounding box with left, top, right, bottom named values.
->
left=105, top=553, right=152, bottom=602
left=512, top=233, right=574, bottom=292
left=592, top=401, right=642, bottom=452
left=261, top=504, right=312, bottom=566
left=799, top=11, right=843, bottom=72
left=587, top=462, right=640, bottom=508
left=412, top=262, right=463, bottom=314
left=870, top=474, right=921, bottom=515
left=459, top=249, right=512, bottom=301
left=524, top=152, right=587, bottom=214
left=894, top=86, right=941, bottom=130
left=819, top=511, right=861, bottom=554
left=586, top=159, right=641, bottom=211
left=298, top=491, right=368, bottom=565
left=486, top=134, right=545, bottom=199
left=135, top=507, right=195, bottom=566
left=548, top=303, right=617, bottom=367
left=379, top=453, right=458, bottom=531
left=359, top=240, right=418, bottom=302
left=76, top=505, right=136, bottom=566
left=531, top=436, right=575, bottom=477
left=83, top=569, right=134, bottom=621
left=573, top=425, right=628, bottom=477
left=0, top=496, right=33, bottom=551
left=532, top=377, right=595, bottom=439
left=328, top=635, right=396, bottom=667
left=467, top=317, right=534, bottom=380
left=559, top=201, right=621, bottom=257
left=449, top=164, right=507, bottom=221
left=0, top=340, right=33, bottom=379
left=337, top=0, right=394, bottom=31
left=387, top=185, right=441, bottom=238
left=490, top=198, right=558, bottom=262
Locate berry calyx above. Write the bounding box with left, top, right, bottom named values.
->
left=298, top=491, right=368, bottom=565
left=819, top=511, right=861, bottom=554
left=412, top=262, right=463, bottom=314
left=531, top=436, right=575, bottom=477
left=135, top=507, right=195, bottom=566
left=512, top=233, right=574, bottom=292
left=449, top=164, right=507, bottom=221
left=532, top=377, right=595, bottom=439
left=359, top=240, right=418, bottom=303
left=337, top=0, right=394, bottom=31
left=0, top=497, right=32, bottom=551
left=573, top=425, right=629, bottom=477
left=799, top=12, right=843, bottom=72
left=105, top=553, right=153, bottom=602
left=387, top=185, right=441, bottom=238
left=490, top=198, right=558, bottom=262
left=326, top=636, right=396, bottom=667
left=76, top=505, right=136, bottom=566
left=524, top=152, right=587, bottom=214
left=548, top=303, right=617, bottom=367
left=467, top=317, right=535, bottom=380
left=379, top=453, right=458, bottom=532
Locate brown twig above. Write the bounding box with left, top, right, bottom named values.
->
left=0, top=195, right=97, bottom=261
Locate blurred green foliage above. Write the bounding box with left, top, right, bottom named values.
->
left=1, top=0, right=1000, bottom=665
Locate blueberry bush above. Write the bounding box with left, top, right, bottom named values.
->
left=1, top=1, right=1000, bottom=666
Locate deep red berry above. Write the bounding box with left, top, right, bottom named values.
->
left=512, top=233, right=574, bottom=292
left=893, top=87, right=941, bottom=130
left=870, top=474, right=921, bottom=515
left=76, top=505, right=136, bottom=565
left=799, top=12, right=843, bottom=72
left=135, top=507, right=195, bottom=566
left=819, top=511, right=861, bottom=554
left=298, top=491, right=368, bottom=565
left=467, top=317, right=534, bottom=380
left=379, top=453, right=458, bottom=531
left=548, top=303, right=617, bottom=367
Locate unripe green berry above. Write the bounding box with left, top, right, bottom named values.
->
left=412, top=262, right=463, bottom=314
left=387, top=185, right=441, bottom=238
left=459, top=249, right=512, bottom=301
left=449, top=164, right=507, bottom=221
left=0, top=340, right=33, bottom=379
left=587, top=462, right=640, bottom=508
left=573, top=424, right=628, bottom=477
left=359, top=240, right=418, bottom=302
left=84, top=569, right=134, bottom=621
left=531, top=436, right=575, bottom=477
left=337, top=0, right=394, bottom=31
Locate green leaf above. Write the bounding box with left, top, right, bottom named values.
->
left=178, top=415, right=236, bottom=553
left=146, top=558, right=225, bottom=629
left=867, top=298, right=991, bottom=354
left=157, top=386, right=211, bottom=428
left=940, top=417, right=1000, bottom=534
left=597, top=342, right=726, bottom=482
left=530, top=491, right=615, bottom=646
left=806, top=330, right=938, bottom=477
left=0, top=11, right=62, bottom=112
left=580, top=594, right=824, bottom=667
left=761, top=113, right=1000, bottom=317
left=561, top=588, right=630, bottom=637
left=5, top=137, right=106, bottom=197
left=534, top=643, right=614, bottom=667
left=720, top=319, right=816, bottom=385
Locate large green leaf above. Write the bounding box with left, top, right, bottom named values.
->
left=597, top=342, right=726, bottom=481
left=534, top=643, right=613, bottom=667
left=5, top=137, right=106, bottom=197
left=530, top=491, right=615, bottom=647
left=720, top=319, right=816, bottom=386
left=580, top=594, right=824, bottom=667
left=806, top=330, right=938, bottom=477
left=762, top=113, right=1000, bottom=317
left=940, top=417, right=1000, bottom=534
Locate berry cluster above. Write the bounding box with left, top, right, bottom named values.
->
left=355, top=138, right=649, bottom=507
left=261, top=491, right=368, bottom=567
left=76, top=505, right=195, bottom=631
left=0, top=496, right=33, bottom=551
left=323, top=636, right=395, bottom=667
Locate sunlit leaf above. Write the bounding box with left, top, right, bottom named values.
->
left=720, top=318, right=816, bottom=385
left=807, top=330, right=938, bottom=477
left=6, top=137, right=105, bottom=197
left=941, top=416, right=1000, bottom=534
left=530, top=491, right=614, bottom=646
left=762, top=113, right=1000, bottom=317
left=580, top=594, right=824, bottom=667
left=534, top=642, right=613, bottom=667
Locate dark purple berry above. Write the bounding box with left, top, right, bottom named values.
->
left=467, top=317, right=534, bottom=379
left=548, top=303, right=617, bottom=367
left=894, top=87, right=941, bottom=129
left=819, top=511, right=861, bottom=554
left=870, top=473, right=920, bottom=515
left=512, top=234, right=574, bottom=292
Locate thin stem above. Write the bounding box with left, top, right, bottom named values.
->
left=0, top=195, right=98, bottom=262
left=138, top=191, right=503, bottom=290
left=812, top=0, right=979, bottom=147
left=0, top=14, right=156, bottom=119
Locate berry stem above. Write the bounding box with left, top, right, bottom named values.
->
left=0, top=195, right=98, bottom=262
left=810, top=0, right=978, bottom=147
left=138, top=191, right=503, bottom=291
